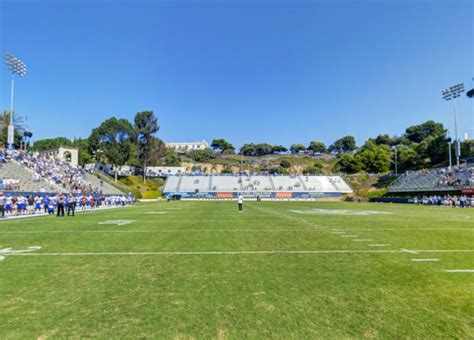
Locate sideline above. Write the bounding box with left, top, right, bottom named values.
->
left=8, top=249, right=474, bottom=257
left=0, top=205, right=135, bottom=221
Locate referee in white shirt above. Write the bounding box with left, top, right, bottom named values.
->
left=238, top=194, right=243, bottom=212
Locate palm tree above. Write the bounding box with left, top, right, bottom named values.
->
left=0, top=110, right=28, bottom=148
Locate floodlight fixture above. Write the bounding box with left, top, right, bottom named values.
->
left=442, top=83, right=464, bottom=168
left=5, top=53, right=27, bottom=77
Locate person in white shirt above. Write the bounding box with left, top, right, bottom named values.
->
left=238, top=194, right=243, bottom=212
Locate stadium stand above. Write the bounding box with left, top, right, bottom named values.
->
left=179, top=176, right=211, bottom=193
left=211, top=176, right=242, bottom=192
left=163, top=174, right=352, bottom=199
left=389, top=166, right=474, bottom=193
left=0, top=150, right=126, bottom=195
left=0, top=160, right=59, bottom=192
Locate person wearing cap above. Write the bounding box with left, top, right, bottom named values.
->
left=0, top=192, right=5, bottom=218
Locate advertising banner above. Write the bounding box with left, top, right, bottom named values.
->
left=217, top=192, right=233, bottom=199
left=275, top=192, right=293, bottom=198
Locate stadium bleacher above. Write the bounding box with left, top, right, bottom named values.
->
left=0, top=160, right=59, bottom=192
left=163, top=174, right=352, bottom=199
left=0, top=150, right=124, bottom=195
left=389, top=166, right=474, bottom=193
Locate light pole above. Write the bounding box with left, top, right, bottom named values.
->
left=391, top=145, right=398, bottom=176
left=391, top=144, right=403, bottom=176
left=442, top=83, right=464, bottom=168
left=4, top=53, right=27, bottom=150
left=447, top=138, right=452, bottom=167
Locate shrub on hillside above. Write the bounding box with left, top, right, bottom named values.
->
left=131, top=188, right=142, bottom=199
left=302, top=165, right=323, bottom=175
left=142, top=190, right=162, bottom=199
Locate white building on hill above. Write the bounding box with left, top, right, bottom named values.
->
left=166, top=140, right=209, bottom=153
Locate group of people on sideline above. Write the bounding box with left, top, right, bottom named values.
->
left=414, top=195, right=473, bottom=208
left=0, top=193, right=135, bottom=218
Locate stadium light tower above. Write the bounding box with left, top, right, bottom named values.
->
left=4, top=53, right=27, bottom=150
left=442, top=83, right=464, bottom=168
left=391, top=145, right=399, bottom=176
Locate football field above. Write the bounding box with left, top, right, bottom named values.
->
left=0, top=201, right=473, bottom=338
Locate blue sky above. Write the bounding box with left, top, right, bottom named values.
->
left=0, top=0, right=472, bottom=148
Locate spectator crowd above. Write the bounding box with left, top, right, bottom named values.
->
left=414, top=194, right=474, bottom=208
left=0, top=149, right=110, bottom=195
left=437, top=166, right=474, bottom=188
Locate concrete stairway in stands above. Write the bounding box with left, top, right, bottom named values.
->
left=84, top=173, right=124, bottom=195
left=176, top=176, right=183, bottom=192
left=298, top=175, right=308, bottom=190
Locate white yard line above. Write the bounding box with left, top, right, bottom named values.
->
left=0, top=205, right=134, bottom=221
left=333, top=228, right=474, bottom=232
left=401, top=249, right=419, bottom=254
left=411, top=259, right=439, bottom=262
left=0, top=229, right=330, bottom=234
left=6, top=249, right=474, bottom=257
left=442, top=269, right=474, bottom=273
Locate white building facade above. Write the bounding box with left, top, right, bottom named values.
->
left=38, top=147, right=79, bottom=166
left=166, top=140, right=209, bottom=153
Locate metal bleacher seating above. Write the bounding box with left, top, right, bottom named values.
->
left=389, top=167, right=474, bottom=193
left=0, top=158, right=126, bottom=195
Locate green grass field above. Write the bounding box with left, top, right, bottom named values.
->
left=0, top=201, right=473, bottom=339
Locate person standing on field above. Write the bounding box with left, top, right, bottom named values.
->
left=56, top=193, right=65, bottom=217
left=67, top=194, right=76, bottom=216
left=0, top=192, right=5, bottom=218
left=238, top=193, right=244, bottom=212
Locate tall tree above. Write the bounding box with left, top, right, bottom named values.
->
left=337, top=141, right=391, bottom=174
left=134, top=111, right=160, bottom=182
left=354, top=141, right=392, bottom=173
left=328, top=136, right=357, bottom=154
left=290, top=144, right=306, bottom=154
left=396, top=145, right=418, bottom=171
left=211, top=138, right=234, bottom=152
left=254, top=143, right=273, bottom=156
left=405, top=120, right=446, bottom=143
left=240, top=143, right=256, bottom=156
left=272, top=145, right=288, bottom=154
left=307, top=141, right=327, bottom=154
left=88, top=117, right=136, bottom=182
left=33, top=137, right=73, bottom=151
